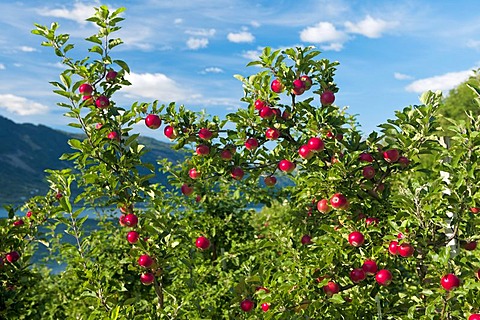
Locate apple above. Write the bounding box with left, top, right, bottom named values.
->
left=292, top=78, right=306, bottom=95
left=271, top=108, right=281, bottom=118
left=375, top=269, right=392, bottom=286
left=13, top=219, right=24, bottom=227
left=388, top=241, right=399, bottom=255
left=441, top=273, right=460, bottom=291
left=145, top=114, right=161, bottom=129
left=95, top=122, right=103, bottom=130
left=256, top=286, right=270, bottom=293
left=300, top=75, right=312, bottom=90
left=326, top=131, right=335, bottom=139
left=106, top=69, right=118, bottom=82
left=359, top=152, right=374, bottom=162
left=198, top=128, right=213, bottom=140
left=348, top=231, right=365, bottom=247
left=471, top=207, right=480, bottom=214
left=282, top=110, right=291, bottom=120
left=119, top=214, right=127, bottom=226
left=383, top=149, right=400, bottom=163
left=245, top=137, right=259, bottom=150
left=231, top=167, right=245, bottom=180
left=317, top=199, right=332, bottom=213
left=181, top=184, right=194, bottom=196
left=164, top=125, right=177, bottom=139
left=301, top=234, right=312, bottom=245
left=398, top=243, right=415, bottom=257
left=196, top=236, right=210, bottom=250
left=362, top=259, right=378, bottom=275
left=6, top=251, right=20, bottom=263
left=308, top=137, right=324, bottom=152
left=127, top=231, right=139, bottom=244
left=299, top=145, right=313, bottom=159
left=124, top=213, right=138, bottom=227
left=254, top=99, right=265, bottom=110
left=330, top=193, right=348, bottom=210
left=189, top=168, right=201, bottom=180
left=261, top=303, right=270, bottom=312
left=240, top=298, right=255, bottom=312
left=140, top=272, right=155, bottom=285
left=26, top=211, right=33, bottom=218
left=323, top=281, right=340, bottom=297
left=107, top=131, right=120, bottom=141
left=271, top=79, right=284, bottom=93
left=196, top=144, right=210, bottom=156
left=462, top=241, right=477, bottom=251
left=278, top=160, right=296, bottom=173
left=79, top=83, right=93, bottom=96
left=362, top=166, right=375, bottom=180
left=320, top=90, right=335, bottom=105
left=469, top=314, right=480, bottom=320
left=259, top=106, right=274, bottom=119
left=220, top=149, right=232, bottom=160
left=138, top=254, right=154, bottom=268
left=265, top=127, right=280, bottom=140
left=264, top=176, right=277, bottom=187
left=82, top=95, right=94, bottom=105
left=398, top=156, right=410, bottom=168
left=350, top=268, right=366, bottom=283
left=365, top=217, right=379, bottom=226
left=95, top=95, right=110, bottom=109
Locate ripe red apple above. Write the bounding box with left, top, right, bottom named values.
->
left=362, top=166, right=375, bottom=180
left=196, top=144, right=210, bottom=156
left=198, top=128, right=213, bottom=140
left=265, top=127, right=280, bottom=140
left=398, top=243, right=415, bottom=257
left=106, top=69, right=118, bottom=82
left=138, top=254, right=154, bottom=268
left=365, top=217, right=379, bottom=226
left=6, top=251, right=20, bottom=263
left=398, top=156, right=410, bottom=168
left=388, top=241, right=399, bottom=255
left=79, top=83, right=94, bottom=96
left=330, top=193, right=348, bottom=210
left=469, top=314, right=480, bottom=320
left=326, top=131, right=335, bottom=139
left=107, top=131, right=120, bottom=141
left=383, top=149, right=400, bottom=163
left=264, top=176, right=277, bottom=187
left=307, top=137, right=324, bottom=152
left=196, top=236, right=210, bottom=250
left=189, top=168, right=201, bottom=179
left=124, top=213, right=138, bottom=227
left=462, top=241, right=477, bottom=251
left=261, top=303, right=270, bottom=312
left=26, top=211, right=33, bottom=218
left=282, top=110, right=291, bottom=120
left=164, top=125, right=177, bottom=139
left=245, top=137, right=259, bottom=150
left=348, top=231, right=365, bottom=247
left=254, top=99, right=265, bottom=110
left=350, top=268, right=366, bottom=283
left=181, top=184, right=194, bottom=196
left=95, top=95, right=110, bottom=109
left=323, top=281, right=340, bottom=296
left=317, top=199, right=332, bottom=213
left=301, top=234, right=312, bottom=245
left=231, top=167, right=245, bottom=180
left=292, top=78, right=306, bottom=95
left=119, top=214, right=127, bottom=226
left=359, top=152, right=374, bottom=162
left=300, top=75, right=312, bottom=90
left=220, top=149, right=232, bottom=160
left=259, top=106, right=274, bottom=119
left=271, top=79, right=284, bottom=93
left=240, top=298, right=255, bottom=312
left=320, top=90, right=335, bottom=105
left=140, top=272, right=155, bottom=285
left=299, top=145, right=313, bottom=159
left=375, top=269, right=392, bottom=286
left=362, top=259, right=378, bottom=275
left=13, top=219, right=24, bottom=227
left=127, top=231, right=139, bottom=244
left=145, top=114, right=161, bottom=129
left=278, top=159, right=296, bottom=173
left=441, top=273, right=460, bottom=291
left=471, top=207, right=480, bottom=214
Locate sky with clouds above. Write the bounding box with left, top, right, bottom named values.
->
left=0, top=0, right=479, bottom=138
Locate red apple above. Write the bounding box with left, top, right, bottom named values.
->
left=140, top=272, right=155, bottom=285
left=79, top=83, right=93, bottom=96
left=308, top=137, right=324, bottom=152
left=261, top=303, right=270, bottom=312
left=362, top=259, right=378, bottom=276
left=282, top=110, right=291, bottom=120
left=299, top=145, right=313, bottom=159
left=231, top=167, right=245, bottom=180
left=376, top=269, right=392, bottom=286
left=245, top=138, right=259, bottom=150
left=323, top=281, right=340, bottom=296
left=317, top=199, right=332, bottom=213
left=441, top=273, right=460, bottom=291
left=469, top=314, right=480, bottom=320
left=292, top=78, right=306, bottom=95
left=189, top=168, right=201, bottom=179
left=220, top=149, right=232, bottom=160
left=26, top=211, right=33, bottom=218
left=196, top=144, right=210, bottom=156
left=463, top=241, right=477, bottom=251
left=13, top=219, right=24, bottom=227
left=350, top=268, right=366, bottom=283
left=271, top=79, right=284, bottom=93
left=300, top=74, right=312, bottom=90
left=301, top=234, right=312, bottom=245
left=471, top=207, right=480, bottom=214
left=138, top=254, right=154, bottom=268
left=388, top=241, right=399, bottom=255
left=365, top=217, right=379, bottom=226
left=127, top=231, right=140, bottom=244
left=278, top=160, right=296, bottom=173
left=95, top=95, right=110, bottom=109
left=398, top=243, right=415, bottom=257
left=383, top=149, right=400, bottom=163
left=259, top=106, right=274, bottom=119
left=359, top=152, right=374, bottom=162
left=5, top=251, right=20, bottom=263
left=107, top=131, right=120, bottom=141
left=264, top=176, right=277, bottom=187
left=362, top=166, right=375, bottom=180
left=196, top=236, right=210, bottom=250
left=240, top=298, right=255, bottom=312
left=320, top=90, right=335, bottom=105
left=181, top=184, right=194, bottom=196
left=265, top=127, right=280, bottom=140
left=164, top=125, right=177, bottom=139
left=330, top=193, right=348, bottom=210
left=145, top=114, right=161, bottom=129
left=198, top=128, right=213, bottom=140
left=119, top=214, right=127, bottom=226
left=348, top=231, right=365, bottom=247
left=254, top=99, right=265, bottom=110
left=398, top=156, right=410, bottom=168
left=106, top=69, right=118, bottom=82
left=124, top=213, right=138, bottom=227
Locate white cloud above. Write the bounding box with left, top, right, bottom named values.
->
left=405, top=70, right=474, bottom=93
left=186, top=37, right=209, bottom=50
left=320, top=42, right=344, bottom=52
left=394, top=72, right=414, bottom=80
left=0, top=63, right=5, bottom=70
left=18, top=46, right=37, bottom=52
left=122, top=72, right=199, bottom=102
left=38, top=2, right=98, bottom=25
left=0, top=94, right=49, bottom=115
left=300, top=22, right=347, bottom=48
left=227, top=31, right=255, bottom=43
left=242, top=49, right=262, bottom=61
left=186, top=28, right=216, bottom=37
left=201, top=67, right=224, bottom=74
left=174, top=18, right=183, bottom=24
left=251, top=21, right=260, bottom=28
left=345, top=15, right=397, bottom=38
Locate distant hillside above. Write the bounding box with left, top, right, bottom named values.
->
left=0, top=116, right=184, bottom=205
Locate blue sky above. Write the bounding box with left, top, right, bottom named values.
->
left=0, top=0, right=479, bottom=139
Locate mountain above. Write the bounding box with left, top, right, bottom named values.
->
left=0, top=116, right=184, bottom=205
